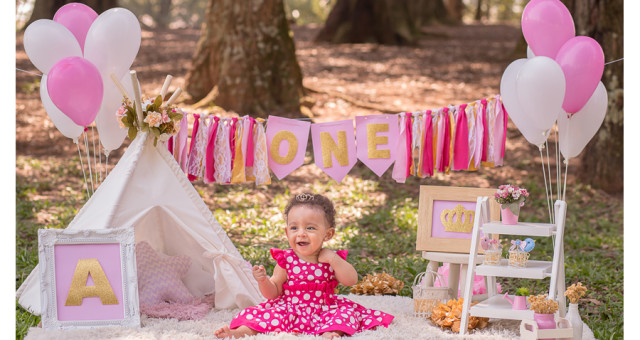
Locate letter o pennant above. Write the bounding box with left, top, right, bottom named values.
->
left=266, top=116, right=311, bottom=180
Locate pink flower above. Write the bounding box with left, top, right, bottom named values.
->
left=161, top=113, right=171, bottom=124
left=144, top=111, right=163, bottom=127
left=116, top=105, right=127, bottom=118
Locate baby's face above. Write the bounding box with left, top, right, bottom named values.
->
left=285, top=205, right=333, bottom=259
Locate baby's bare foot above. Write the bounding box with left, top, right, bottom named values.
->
left=322, top=331, right=344, bottom=339
left=214, top=325, right=258, bottom=339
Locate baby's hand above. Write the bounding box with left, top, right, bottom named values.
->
left=318, top=248, right=337, bottom=264
left=252, top=265, right=268, bottom=282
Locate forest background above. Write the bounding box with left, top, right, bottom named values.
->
left=12, top=0, right=626, bottom=339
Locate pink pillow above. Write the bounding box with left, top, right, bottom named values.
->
left=135, top=241, right=194, bottom=305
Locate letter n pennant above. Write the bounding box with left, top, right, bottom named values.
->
left=355, top=115, right=398, bottom=177
left=310, top=119, right=356, bottom=183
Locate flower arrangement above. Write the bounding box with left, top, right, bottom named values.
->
left=350, top=272, right=404, bottom=296
left=564, top=282, right=587, bottom=304
left=527, top=294, right=559, bottom=314
left=116, top=95, right=184, bottom=146
left=515, top=287, right=530, bottom=296
left=495, top=184, right=530, bottom=214
left=430, top=298, right=489, bottom=333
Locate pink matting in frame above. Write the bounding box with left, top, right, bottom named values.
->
left=430, top=200, right=485, bottom=239
left=54, top=243, right=124, bottom=321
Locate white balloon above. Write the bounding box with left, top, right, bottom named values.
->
left=527, top=46, right=535, bottom=59
left=516, top=56, right=566, bottom=131
left=40, top=75, right=84, bottom=140
left=24, top=20, right=82, bottom=74
left=500, top=58, right=549, bottom=146
left=95, top=72, right=137, bottom=152
left=557, top=82, right=608, bottom=159
left=84, top=8, right=141, bottom=84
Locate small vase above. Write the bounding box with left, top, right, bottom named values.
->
left=565, top=303, right=583, bottom=340
left=501, top=207, right=519, bottom=225
left=533, top=313, right=556, bottom=340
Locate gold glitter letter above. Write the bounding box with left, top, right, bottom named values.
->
left=270, top=131, right=298, bottom=164
left=367, top=123, right=390, bottom=159
left=320, top=131, right=349, bottom=168
left=65, top=258, right=119, bottom=306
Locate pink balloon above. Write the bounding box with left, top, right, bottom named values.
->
left=555, top=36, right=605, bottom=114
left=47, top=57, right=103, bottom=127
left=522, top=0, right=575, bottom=58
left=53, top=3, right=98, bottom=53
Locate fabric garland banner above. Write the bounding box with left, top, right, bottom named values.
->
left=167, top=95, right=508, bottom=184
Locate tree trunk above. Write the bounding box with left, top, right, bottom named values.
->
left=25, top=0, right=117, bottom=27
left=314, top=0, right=455, bottom=45
left=444, top=0, right=463, bottom=24
left=565, top=0, right=623, bottom=193
left=474, top=0, right=483, bottom=21
left=185, top=0, right=304, bottom=117
left=156, top=0, right=172, bottom=29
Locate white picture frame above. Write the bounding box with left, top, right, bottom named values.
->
left=38, top=227, right=140, bottom=329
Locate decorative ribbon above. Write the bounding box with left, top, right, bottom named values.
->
left=246, top=117, right=256, bottom=167
left=205, top=116, right=220, bottom=183
left=421, top=110, right=433, bottom=177
left=453, top=104, right=469, bottom=170
left=187, top=114, right=200, bottom=181
left=229, top=117, right=238, bottom=178
left=405, top=112, right=413, bottom=178
left=441, top=107, right=451, bottom=172
left=481, top=98, right=489, bottom=162
left=167, top=136, right=174, bottom=155
left=501, top=101, right=508, bottom=159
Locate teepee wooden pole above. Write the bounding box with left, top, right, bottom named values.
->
left=130, top=71, right=144, bottom=126
left=160, top=75, right=173, bottom=98
left=166, top=87, right=182, bottom=106
left=110, top=73, right=129, bottom=99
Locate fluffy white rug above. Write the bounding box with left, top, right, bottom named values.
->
left=25, top=295, right=595, bottom=340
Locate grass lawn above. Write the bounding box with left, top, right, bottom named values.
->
left=15, top=157, right=623, bottom=339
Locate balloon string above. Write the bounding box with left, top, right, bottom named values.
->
left=98, top=138, right=103, bottom=184
left=105, top=154, right=110, bottom=177
left=76, top=137, right=91, bottom=200
left=83, top=133, right=95, bottom=195
left=553, top=123, right=562, bottom=205
left=91, top=126, right=98, bottom=188
left=563, top=158, right=569, bottom=201
left=544, top=139, right=555, bottom=223
left=15, top=68, right=42, bottom=77
left=539, top=146, right=553, bottom=224
left=604, top=57, right=624, bottom=65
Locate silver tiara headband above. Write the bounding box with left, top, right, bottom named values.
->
left=295, top=193, right=315, bottom=202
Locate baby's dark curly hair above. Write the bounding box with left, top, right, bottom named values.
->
left=283, top=193, right=336, bottom=229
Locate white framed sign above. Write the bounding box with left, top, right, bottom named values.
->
left=38, top=227, right=140, bottom=329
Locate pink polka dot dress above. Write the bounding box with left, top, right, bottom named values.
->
left=229, top=248, right=394, bottom=335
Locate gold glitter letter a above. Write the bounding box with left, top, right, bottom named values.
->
left=65, top=258, right=118, bottom=306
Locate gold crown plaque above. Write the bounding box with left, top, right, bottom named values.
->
left=440, top=204, right=474, bottom=233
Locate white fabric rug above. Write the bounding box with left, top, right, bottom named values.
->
left=25, top=295, right=595, bottom=340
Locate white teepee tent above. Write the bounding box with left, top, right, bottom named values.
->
left=17, top=131, right=263, bottom=314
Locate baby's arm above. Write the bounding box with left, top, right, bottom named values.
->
left=319, top=249, right=358, bottom=286
left=253, top=264, right=287, bottom=300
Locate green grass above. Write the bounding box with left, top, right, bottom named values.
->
left=15, top=159, right=623, bottom=339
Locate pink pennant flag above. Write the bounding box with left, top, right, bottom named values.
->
left=311, top=119, right=356, bottom=183
left=266, top=116, right=311, bottom=180
left=355, top=115, right=398, bottom=177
